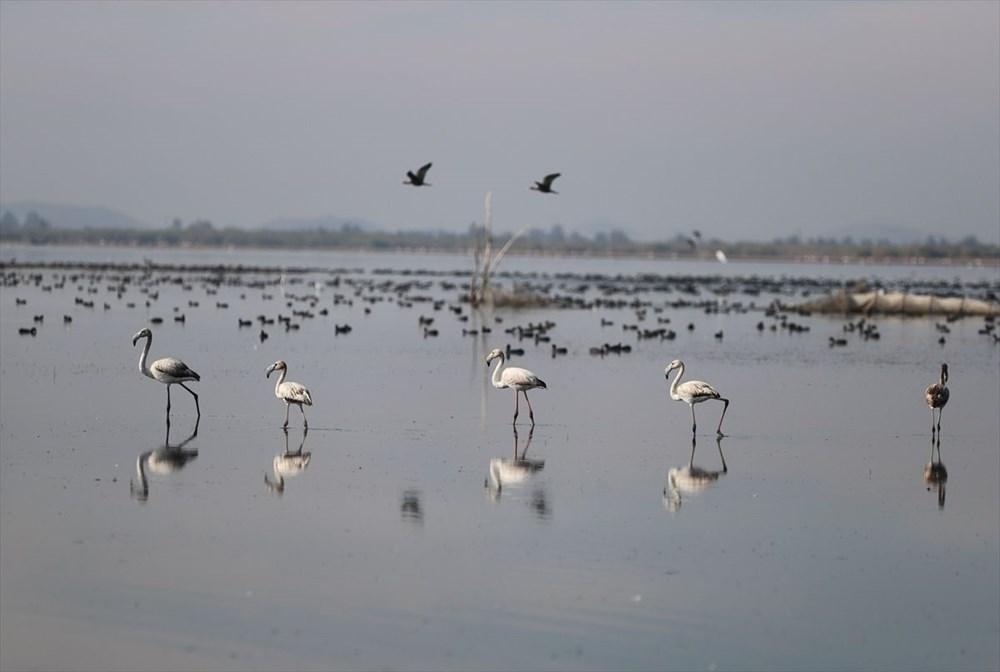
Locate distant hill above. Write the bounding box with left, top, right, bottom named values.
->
left=257, top=214, right=378, bottom=232
left=0, top=201, right=151, bottom=230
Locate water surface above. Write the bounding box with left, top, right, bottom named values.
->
left=1, top=246, right=998, bottom=671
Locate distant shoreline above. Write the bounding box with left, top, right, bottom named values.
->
left=2, top=240, right=998, bottom=271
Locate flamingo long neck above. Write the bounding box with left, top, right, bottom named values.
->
left=668, top=363, right=685, bottom=400
left=940, top=366, right=948, bottom=386
left=273, top=367, right=287, bottom=397
left=137, top=335, right=153, bottom=378
left=491, top=354, right=506, bottom=389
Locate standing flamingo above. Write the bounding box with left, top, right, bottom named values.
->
left=924, top=362, right=949, bottom=437
left=265, top=360, right=313, bottom=429
left=664, top=359, right=729, bottom=436
left=486, top=348, right=547, bottom=425
left=132, top=327, right=201, bottom=419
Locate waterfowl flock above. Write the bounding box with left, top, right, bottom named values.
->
left=4, top=261, right=995, bottom=441
left=2, top=253, right=994, bottom=510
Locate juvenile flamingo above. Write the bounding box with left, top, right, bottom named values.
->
left=265, top=360, right=313, bottom=429
left=664, top=359, right=729, bottom=436
left=486, top=348, right=547, bottom=425
left=132, top=327, right=201, bottom=419
left=924, top=362, right=949, bottom=437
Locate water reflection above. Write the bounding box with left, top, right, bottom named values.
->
left=663, top=435, right=728, bottom=512
left=485, top=427, right=549, bottom=518
left=130, top=418, right=199, bottom=502
left=401, top=489, right=423, bottom=525
left=264, top=429, right=312, bottom=495
left=923, top=436, right=948, bottom=510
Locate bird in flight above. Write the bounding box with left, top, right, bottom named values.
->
left=529, top=173, right=560, bottom=194
left=404, top=162, right=433, bottom=186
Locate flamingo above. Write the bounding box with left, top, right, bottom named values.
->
left=403, top=162, right=432, bottom=186
left=664, top=359, right=729, bottom=436
left=924, top=363, right=949, bottom=437
left=529, top=172, right=560, bottom=194
left=486, top=348, right=547, bottom=425
left=132, top=327, right=201, bottom=419
left=266, top=360, right=313, bottom=429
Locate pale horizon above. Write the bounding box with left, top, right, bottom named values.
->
left=1, top=1, right=998, bottom=244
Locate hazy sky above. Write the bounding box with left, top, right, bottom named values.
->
left=1, top=0, right=998, bottom=243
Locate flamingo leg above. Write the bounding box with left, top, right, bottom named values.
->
left=512, top=390, right=520, bottom=424
left=936, top=407, right=943, bottom=435
left=689, top=403, right=697, bottom=433
left=166, top=384, right=172, bottom=414
left=179, top=383, right=200, bottom=417
left=300, top=404, right=308, bottom=428
left=524, top=391, right=536, bottom=425
left=716, top=398, right=730, bottom=436
left=283, top=403, right=290, bottom=429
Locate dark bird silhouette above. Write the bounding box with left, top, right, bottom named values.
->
left=404, top=162, right=433, bottom=186
left=529, top=173, right=560, bottom=194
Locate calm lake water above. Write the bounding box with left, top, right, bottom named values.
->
left=2, top=244, right=998, bottom=671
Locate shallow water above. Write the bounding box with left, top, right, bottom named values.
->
left=1, top=247, right=998, bottom=671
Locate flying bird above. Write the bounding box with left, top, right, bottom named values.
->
left=132, top=327, right=201, bottom=419
left=486, top=348, right=547, bottom=426
left=664, top=359, right=729, bottom=436
left=266, top=360, right=313, bottom=429
left=403, top=162, right=433, bottom=186
left=924, top=362, right=949, bottom=437
left=529, top=173, right=561, bottom=194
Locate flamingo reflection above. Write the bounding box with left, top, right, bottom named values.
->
left=663, top=435, right=728, bottom=512
left=131, top=418, right=199, bottom=502
left=485, top=427, right=548, bottom=517
left=264, top=429, right=312, bottom=495
left=401, top=489, right=424, bottom=525
left=923, top=436, right=948, bottom=510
